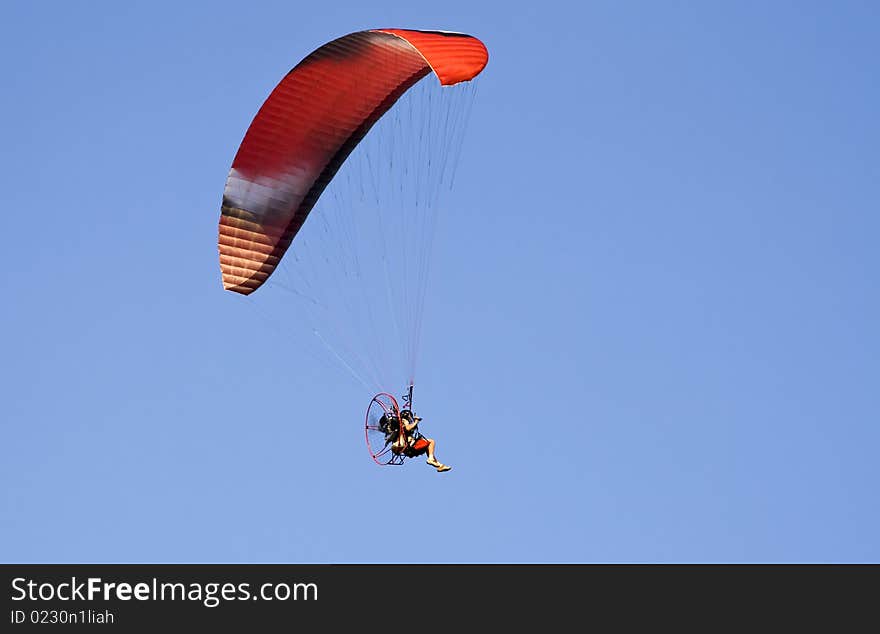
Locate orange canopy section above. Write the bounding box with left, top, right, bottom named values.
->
left=219, top=29, right=489, bottom=295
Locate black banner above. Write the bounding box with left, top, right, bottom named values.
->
left=1, top=564, right=875, bottom=628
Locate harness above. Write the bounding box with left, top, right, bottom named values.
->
left=381, top=411, right=424, bottom=455
left=378, top=384, right=425, bottom=457
left=400, top=412, right=425, bottom=456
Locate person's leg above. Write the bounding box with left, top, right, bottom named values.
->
left=426, top=439, right=437, bottom=462
left=424, top=440, right=451, bottom=471
left=423, top=438, right=440, bottom=465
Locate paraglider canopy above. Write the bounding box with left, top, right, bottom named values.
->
left=218, top=29, right=489, bottom=295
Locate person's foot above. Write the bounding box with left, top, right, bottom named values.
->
left=426, top=458, right=441, bottom=467
left=435, top=464, right=452, bottom=472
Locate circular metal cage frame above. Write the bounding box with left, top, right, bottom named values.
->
left=365, top=392, right=407, bottom=466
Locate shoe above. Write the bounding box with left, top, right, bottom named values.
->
left=436, top=464, right=452, bottom=473
left=426, top=458, right=441, bottom=467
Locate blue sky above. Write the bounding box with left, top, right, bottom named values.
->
left=2, top=1, right=878, bottom=562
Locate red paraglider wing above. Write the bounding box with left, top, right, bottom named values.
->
left=218, top=29, right=489, bottom=295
